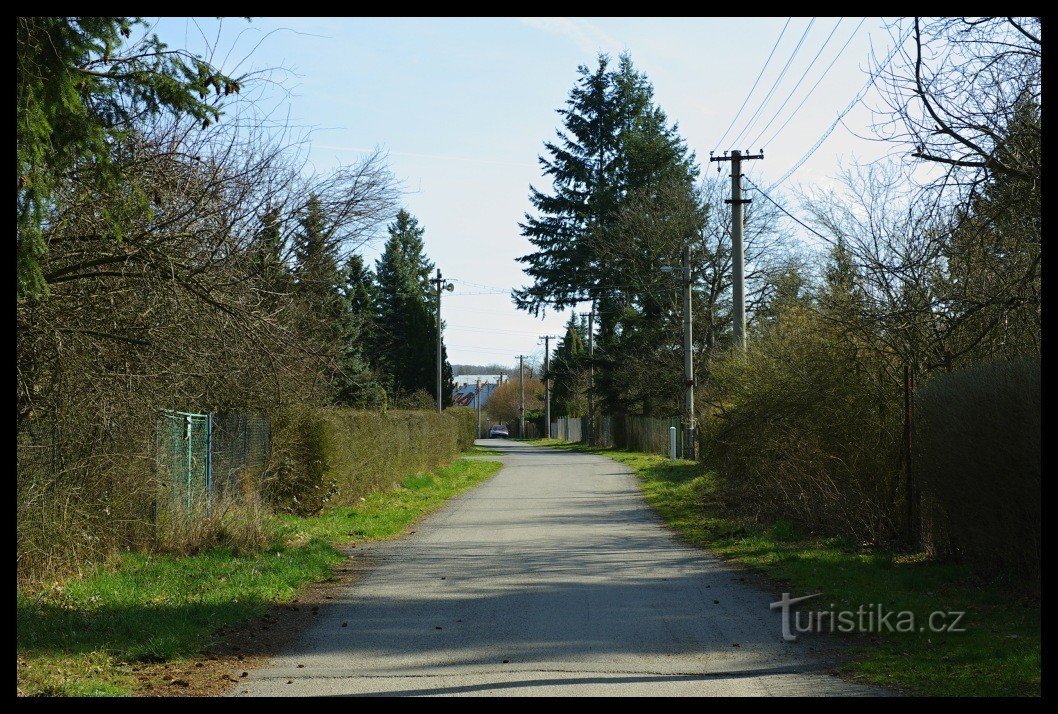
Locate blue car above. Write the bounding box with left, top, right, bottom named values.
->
left=489, top=424, right=509, bottom=438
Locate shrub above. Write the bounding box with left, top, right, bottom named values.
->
left=915, top=358, right=1040, bottom=583
left=265, top=406, right=476, bottom=514
left=702, top=307, right=903, bottom=543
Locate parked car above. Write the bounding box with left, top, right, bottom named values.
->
left=489, top=424, right=509, bottom=439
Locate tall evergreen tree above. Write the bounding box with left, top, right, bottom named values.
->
left=293, top=195, right=344, bottom=336
left=549, top=313, right=588, bottom=417
left=335, top=254, right=385, bottom=407
left=373, top=209, right=453, bottom=403
left=253, top=205, right=290, bottom=296
left=516, top=52, right=699, bottom=415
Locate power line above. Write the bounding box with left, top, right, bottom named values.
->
left=745, top=17, right=845, bottom=149
left=729, top=18, right=817, bottom=150
left=742, top=175, right=831, bottom=243
left=712, top=18, right=792, bottom=151
left=756, top=17, right=867, bottom=150
left=767, top=24, right=913, bottom=191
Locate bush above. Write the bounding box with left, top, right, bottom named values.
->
left=916, top=358, right=1040, bottom=583
left=702, top=307, right=903, bottom=543
left=265, top=406, right=476, bottom=514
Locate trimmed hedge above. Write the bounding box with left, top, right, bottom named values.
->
left=915, top=358, right=1040, bottom=582
left=266, top=406, right=477, bottom=515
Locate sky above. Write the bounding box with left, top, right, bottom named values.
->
left=151, top=16, right=908, bottom=368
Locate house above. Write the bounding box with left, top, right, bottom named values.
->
left=451, top=374, right=504, bottom=408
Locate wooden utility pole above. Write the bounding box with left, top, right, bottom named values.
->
left=476, top=377, right=482, bottom=439
left=580, top=307, right=595, bottom=444
left=682, top=245, right=695, bottom=460
left=709, top=149, right=763, bottom=350
left=541, top=335, right=552, bottom=439
left=433, top=269, right=454, bottom=412
left=518, top=355, right=525, bottom=437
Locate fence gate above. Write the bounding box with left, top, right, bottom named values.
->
left=155, top=410, right=270, bottom=515
left=156, top=410, right=212, bottom=513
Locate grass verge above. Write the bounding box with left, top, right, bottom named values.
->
left=530, top=439, right=1040, bottom=697
left=463, top=443, right=502, bottom=455
left=17, top=454, right=502, bottom=697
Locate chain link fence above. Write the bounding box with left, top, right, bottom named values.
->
left=155, top=410, right=269, bottom=516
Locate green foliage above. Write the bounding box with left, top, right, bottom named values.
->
left=293, top=195, right=346, bottom=344
left=549, top=313, right=588, bottom=417
left=514, top=52, right=698, bottom=315
left=16, top=17, right=240, bottom=300
left=372, top=209, right=453, bottom=402
left=516, top=52, right=699, bottom=414
left=253, top=205, right=290, bottom=295
left=335, top=254, right=386, bottom=407
left=915, top=358, right=1040, bottom=582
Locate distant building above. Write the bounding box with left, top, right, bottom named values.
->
left=451, top=374, right=504, bottom=408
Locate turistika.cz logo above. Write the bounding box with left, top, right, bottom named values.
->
left=769, top=593, right=966, bottom=642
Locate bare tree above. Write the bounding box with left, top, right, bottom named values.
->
left=874, top=17, right=1041, bottom=196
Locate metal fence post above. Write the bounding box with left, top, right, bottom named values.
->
left=669, top=426, right=677, bottom=460
left=205, top=412, right=213, bottom=514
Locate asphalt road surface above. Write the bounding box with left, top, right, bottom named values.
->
left=232, top=440, right=887, bottom=696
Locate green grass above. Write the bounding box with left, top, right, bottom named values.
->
left=463, top=443, right=501, bottom=455
left=531, top=439, right=1040, bottom=697
left=17, top=454, right=502, bottom=697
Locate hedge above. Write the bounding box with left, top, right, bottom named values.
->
left=915, top=357, right=1040, bottom=582
left=266, top=406, right=477, bottom=515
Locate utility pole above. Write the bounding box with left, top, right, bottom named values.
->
left=518, top=355, right=525, bottom=437
left=682, top=245, right=696, bottom=460
left=580, top=306, right=595, bottom=445
left=476, top=377, right=482, bottom=440
left=433, top=269, right=453, bottom=412
left=540, top=335, right=552, bottom=439
left=709, top=149, right=763, bottom=350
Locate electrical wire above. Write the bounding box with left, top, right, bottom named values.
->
left=756, top=17, right=867, bottom=150
left=712, top=18, right=792, bottom=151
left=742, top=175, right=831, bottom=242
left=767, top=24, right=913, bottom=191
left=745, top=18, right=845, bottom=149
left=728, top=18, right=817, bottom=150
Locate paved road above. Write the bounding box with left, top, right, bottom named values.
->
left=233, top=440, right=886, bottom=696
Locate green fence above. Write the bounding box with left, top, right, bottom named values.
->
left=155, top=410, right=269, bottom=515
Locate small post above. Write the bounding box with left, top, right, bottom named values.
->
left=669, top=426, right=677, bottom=461
left=476, top=378, right=482, bottom=439
left=205, top=412, right=213, bottom=514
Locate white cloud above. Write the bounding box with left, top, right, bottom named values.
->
left=518, top=17, right=623, bottom=55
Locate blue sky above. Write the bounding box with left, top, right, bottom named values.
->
left=152, top=17, right=905, bottom=368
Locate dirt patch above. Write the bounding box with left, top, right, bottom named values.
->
left=133, top=543, right=379, bottom=697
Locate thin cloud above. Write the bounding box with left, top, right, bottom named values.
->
left=518, top=17, right=623, bottom=55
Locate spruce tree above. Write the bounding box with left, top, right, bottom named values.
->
left=373, top=209, right=453, bottom=404
left=253, top=205, right=289, bottom=296
left=335, top=254, right=385, bottom=407
left=516, top=52, right=699, bottom=415
left=549, top=313, right=588, bottom=417
left=293, top=195, right=344, bottom=340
